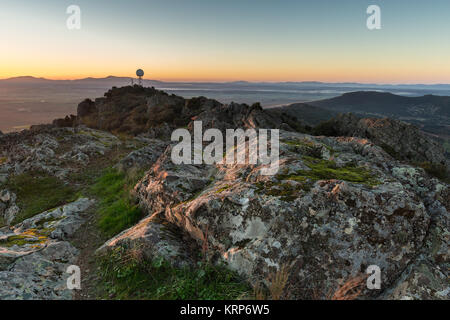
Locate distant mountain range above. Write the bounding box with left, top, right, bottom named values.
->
left=2, top=76, right=450, bottom=91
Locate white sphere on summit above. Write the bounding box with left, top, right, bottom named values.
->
left=136, top=69, right=144, bottom=77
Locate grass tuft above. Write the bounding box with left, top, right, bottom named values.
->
left=97, top=246, right=250, bottom=300
left=5, top=172, right=76, bottom=224
left=88, top=167, right=146, bottom=238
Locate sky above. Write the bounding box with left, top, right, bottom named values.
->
left=1, top=0, right=450, bottom=83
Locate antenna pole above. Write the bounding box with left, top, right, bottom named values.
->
left=136, top=69, right=144, bottom=87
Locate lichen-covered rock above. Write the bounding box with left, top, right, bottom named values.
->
left=0, top=190, right=18, bottom=225
left=97, top=216, right=196, bottom=268
left=133, top=130, right=448, bottom=299
left=0, top=198, right=94, bottom=300
left=382, top=196, right=449, bottom=300
left=115, top=139, right=167, bottom=172
left=0, top=126, right=121, bottom=178
left=135, top=146, right=216, bottom=215
left=382, top=258, right=449, bottom=300
left=13, top=198, right=95, bottom=241
left=330, top=113, right=449, bottom=168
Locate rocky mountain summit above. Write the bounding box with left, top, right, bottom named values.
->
left=0, top=86, right=448, bottom=300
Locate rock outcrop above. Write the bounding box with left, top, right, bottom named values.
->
left=0, top=126, right=122, bottom=180
left=115, top=136, right=167, bottom=172
left=76, top=86, right=284, bottom=135
left=131, top=130, right=449, bottom=299
left=0, top=198, right=94, bottom=299
left=329, top=113, right=448, bottom=168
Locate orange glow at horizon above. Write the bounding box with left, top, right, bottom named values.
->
left=2, top=30, right=450, bottom=84
left=2, top=61, right=450, bottom=84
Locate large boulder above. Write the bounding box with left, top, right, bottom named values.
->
left=132, top=130, right=448, bottom=299
left=96, top=216, right=196, bottom=268
left=0, top=198, right=94, bottom=299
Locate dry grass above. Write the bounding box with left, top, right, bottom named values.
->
left=268, top=263, right=291, bottom=300
left=120, top=243, right=146, bottom=265
left=252, top=263, right=292, bottom=300
left=330, top=274, right=367, bottom=300
left=253, top=283, right=266, bottom=300
left=201, top=225, right=210, bottom=262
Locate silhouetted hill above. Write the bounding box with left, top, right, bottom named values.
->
left=309, top=91, right=450, bottom=118
left=308, top=91, right=450, bottom=146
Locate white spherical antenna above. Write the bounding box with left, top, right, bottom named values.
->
left=135, top=69, right=144, bottom=86
left=136, top=69, right=144, bottom=77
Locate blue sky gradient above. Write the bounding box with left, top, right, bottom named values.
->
left=1, top=0, right=449, bottom=82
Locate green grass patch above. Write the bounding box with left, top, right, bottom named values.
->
left=0, top=157, right=7, bottom=165
left=277, top=157, right=379, bottom=187
left=97, top=247, right=250, bottom=300
left=5, top=172, right=77, bottom=224
left=254, top=155, right=378, bottom=202
left=88, top=168, right=146, bottom=238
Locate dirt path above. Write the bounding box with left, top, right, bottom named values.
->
left=71, top=205, right=107, bottom=300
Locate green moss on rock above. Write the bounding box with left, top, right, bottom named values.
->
left=0, top=228, right=53, bottom=247
left=277, top=157, right=379, bottom=187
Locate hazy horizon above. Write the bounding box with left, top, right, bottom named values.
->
left=2, top=76, right=450, bottom=134
left=4, top=75, right=450, bottom=86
